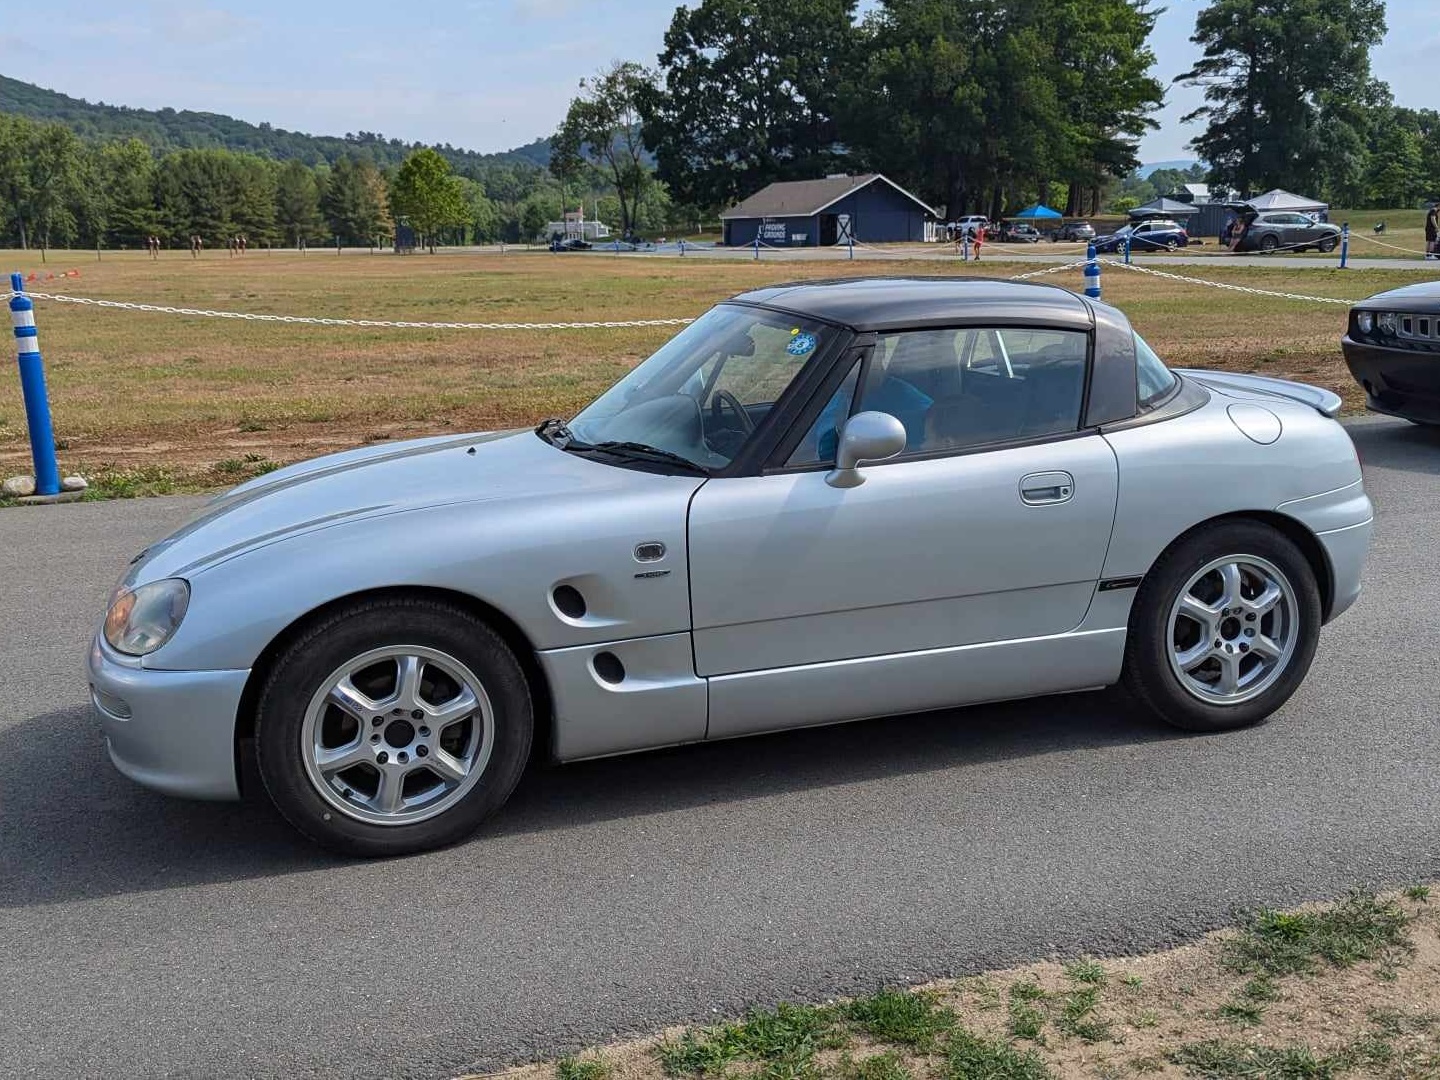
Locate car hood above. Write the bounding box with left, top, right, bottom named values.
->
left=125, top=429, right=677, bottom=583
left=1352, top=280, right=1440, bottom=312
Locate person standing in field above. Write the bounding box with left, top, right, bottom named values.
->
left=973, top=224, right=985, bottom=261
left=1426, top=205, right=1438, bottom=261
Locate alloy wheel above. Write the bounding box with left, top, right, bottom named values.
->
left=1166, top=554, right=1300, bottom=705
left=300, top=645, right=495, bottom=826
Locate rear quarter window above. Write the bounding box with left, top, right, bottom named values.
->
left=1135, top=333, right=1178, bottom=410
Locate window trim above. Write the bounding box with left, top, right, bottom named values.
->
left=763, top=322, right=1096, bottom=473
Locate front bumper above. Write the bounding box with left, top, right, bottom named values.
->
left=1342, top=335, right=1440, bottom=423
left=88, top=637, right=248, bottom=800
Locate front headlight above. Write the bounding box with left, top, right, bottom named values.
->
left=103, top=579, right=190, bottom=656
left=1377, top=312, right=1399, bottom=336
left=1357, top=311, right=1374, bottom=335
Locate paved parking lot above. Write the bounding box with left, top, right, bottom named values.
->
left=2, top=417, right=1438, bottom=1080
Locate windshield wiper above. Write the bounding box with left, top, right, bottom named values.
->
left=534, top=416, right=576, bottom=447
left=571, top=440, right=710, bottom=474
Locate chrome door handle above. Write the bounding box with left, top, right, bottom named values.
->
left=1020, top=471, right=1075, bottom=506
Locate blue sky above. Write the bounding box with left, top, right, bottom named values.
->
left=4, top=0, right=1434, bottom=165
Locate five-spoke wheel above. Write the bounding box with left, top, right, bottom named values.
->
left=301, top=646, right=495, bottom=826
left=1124, top=521, right=1320, bottom=732
left=1166, top=556, right=1298, bottom=704
left=256, top=597, right=532, bottom=856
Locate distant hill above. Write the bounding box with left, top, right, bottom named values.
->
left=0, top=73, right=550, bottom=172
left=1138, top=159, right=1202, bottom=178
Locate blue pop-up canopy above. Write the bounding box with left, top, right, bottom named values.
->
left=1013, top=204, right=1063, bottom=220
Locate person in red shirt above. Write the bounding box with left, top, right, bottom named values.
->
left=973, top=225, right=985, bottom=261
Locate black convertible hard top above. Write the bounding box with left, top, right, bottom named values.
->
left=726, top=277, right=1096, bottom=333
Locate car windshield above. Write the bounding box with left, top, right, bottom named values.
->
left=561, top=304, right=829, bottom=471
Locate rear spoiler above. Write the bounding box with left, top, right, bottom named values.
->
left=1172, top=369, right=1343, bottom=418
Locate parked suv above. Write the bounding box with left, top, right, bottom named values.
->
left=1093, top=220, right=1189, bottom=253
left=1054, top=221, right=1096, bottom=242
left=1235, top=212, right=1341, bottom=254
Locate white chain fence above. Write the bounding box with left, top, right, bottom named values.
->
left=1097, top=259, right=1354, bottom=305
left=1, top=290, right=697, bottom=329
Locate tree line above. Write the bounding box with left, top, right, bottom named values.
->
left=556, top=0, right=1436, bottom=232
left=0, top=112, right=691, bottom=253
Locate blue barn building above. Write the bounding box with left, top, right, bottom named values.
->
left=721, top=173, right=938, bottom=248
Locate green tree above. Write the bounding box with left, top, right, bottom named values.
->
left=321, top=155, right=392, bottom=245
left=641, top=0, right=858, bottom=211
left=96, top=139, right=159, bottom=247
left=843, top=0, right=1161, bottom=219
left=457, top=177, right=499, bottom=243
left=390, top=147, right=467, bottom=252
left=519, top=191, right=558, bottom=241
left=1176, top=0, right=1387, bottom=197
left=552, top=62, right=656, bottom=237
left=275, top=159, right=324, bottom=246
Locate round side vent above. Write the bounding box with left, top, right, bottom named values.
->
left=552, top=585, right=587, bottom=619
left=593, top=651, right=626, bottom=685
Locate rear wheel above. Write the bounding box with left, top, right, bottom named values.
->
left=1123, top=521, right=1321, bottom=732
left=255, top=597, right=533, bottom=856
left=1260, top=234, right=1280, bottom=252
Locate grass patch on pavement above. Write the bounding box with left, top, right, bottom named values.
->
left=473, top=887, right=1440, bottom=1080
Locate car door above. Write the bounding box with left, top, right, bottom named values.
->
left=687, top=324, right=1120, bottom=738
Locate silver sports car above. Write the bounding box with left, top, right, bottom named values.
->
left=90, top=278, right=1373, bottom=855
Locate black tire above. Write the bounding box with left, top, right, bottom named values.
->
left=1122, top=520, right=1321, bottom=733
left=255, top=596, right=533, bottom=856
left=1165, top=239, right=1179, bottom=251
left=1260, top=234, right=1280, bottom=252
left=1318, top=237, right=1338, bottom=253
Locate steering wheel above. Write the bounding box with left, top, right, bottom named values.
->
left=710, top=389, right=755, bottom=434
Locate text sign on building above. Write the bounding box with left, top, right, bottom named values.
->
left=760, top=218, right=789, bottom=245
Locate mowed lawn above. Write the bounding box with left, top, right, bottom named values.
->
left=0, top=248, right=1434, bottom=487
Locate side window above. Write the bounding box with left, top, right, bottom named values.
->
left=786, top=360, right=861, bottom=466
left=854, top=327, right=1088, bottom=456
left=1135, top=332, right=1178, bottom=409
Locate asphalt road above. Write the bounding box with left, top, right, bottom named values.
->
left=3, top=417, right=1439, bottom=1080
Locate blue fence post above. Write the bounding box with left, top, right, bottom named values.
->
left=753, top=236, right=760, bottom=261
left=848, top=235, right=854, bottom=261
left=962, top=234, right=970, bottom=262
left=1124, top=235, right=1132, bottom=265
left=1084, top=244, right=1102, bottom=300
left=8, top=273, right=61, bottom=496
left=1339, top=223, right=1349, bottom=269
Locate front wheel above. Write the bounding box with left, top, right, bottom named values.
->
left=1122, top=521, right=1321, bottom=732
left=255, top=597, right=533, bottom=856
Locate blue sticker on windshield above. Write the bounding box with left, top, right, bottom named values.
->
left=786, top=331, right=817, bottom=356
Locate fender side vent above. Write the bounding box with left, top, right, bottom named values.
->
left=593, top=652, right=625, bottom=685
left=553, top=585, right=587, bottom=619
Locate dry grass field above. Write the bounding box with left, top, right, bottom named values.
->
left=0, top=247, right=1435, bottom=492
